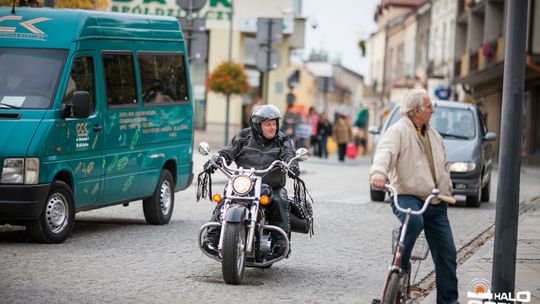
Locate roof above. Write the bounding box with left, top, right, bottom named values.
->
left=0, top=7, right=182, bottom=49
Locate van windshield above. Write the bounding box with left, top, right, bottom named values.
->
left=0, top=48, right=67, bottom=109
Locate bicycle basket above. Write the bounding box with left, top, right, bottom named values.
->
left=392, top=228, right=430, bottom=261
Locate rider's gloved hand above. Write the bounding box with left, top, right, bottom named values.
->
left=203, top=154, right=222, bottom=174
left=288, top=165, right=300, bottom=178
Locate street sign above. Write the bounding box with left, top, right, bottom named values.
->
left=256, top=18, right=283, bottom=45
left=255, top=46, right=280, bottom=72
left=177, top=0, right=207, bottom=12
left=179, top=17, right=206, bottom=31
left=189, top=31, right=208, bottom=63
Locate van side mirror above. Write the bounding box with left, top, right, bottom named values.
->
left=72, top=91, right=91, bottom=118
left=484, top=132, right=497, bottom=141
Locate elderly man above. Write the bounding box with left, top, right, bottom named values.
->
left=369, top=89, right=458, bottom=304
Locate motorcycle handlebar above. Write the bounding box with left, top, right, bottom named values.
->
left=210, top=154, right=298, bottom=179
left=384, top=184, right=456, bottom=216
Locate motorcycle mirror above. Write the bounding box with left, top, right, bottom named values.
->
left=197, top=142, right=210, bottom=156
left=295, top=148, right=309, bottom=161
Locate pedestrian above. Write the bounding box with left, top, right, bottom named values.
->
left=306, top=107, right=319, bottom=157
left=332, top=114, right=352, bottom=162
left=281, top=106, right=302, bottom=147
left=316, top=112, right=332, bottom=159
left=369, top=89, right=458, bottom=304
left=354, top=108, right=368, bottom=156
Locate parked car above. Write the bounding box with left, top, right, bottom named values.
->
left=368, top=100, right=497, bottom=207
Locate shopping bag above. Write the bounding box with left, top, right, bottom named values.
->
left=346, top=143, right=357, bottom=159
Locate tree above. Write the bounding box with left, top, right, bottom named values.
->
left=206, top=61, right=249, bottom=144
left=0, top=0, right=108, bottom=10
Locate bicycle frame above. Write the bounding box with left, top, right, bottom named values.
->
left=379, top=184, right=449, bottom=304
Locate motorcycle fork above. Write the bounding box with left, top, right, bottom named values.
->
left=245, top=203, right=259, bottom=254
left=217, top=202, right=230, bottom=251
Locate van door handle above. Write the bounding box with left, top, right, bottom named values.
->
left=93, top=124, right=103, bottom=132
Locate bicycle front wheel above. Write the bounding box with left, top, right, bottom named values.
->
left=383, top=272, right=399, bottom=304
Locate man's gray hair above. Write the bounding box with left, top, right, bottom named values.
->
left=400, top=89, right=428, bottom=117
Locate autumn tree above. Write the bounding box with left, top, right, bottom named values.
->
left=206, top=61, right=249, bottom=144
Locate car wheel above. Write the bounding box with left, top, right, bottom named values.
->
left=466, top=179, right=481, bottom=208
left=370, top=187, right=386, bottom=202
left=26, top=180, right=75, bottom=244
left=481, top=178, right=491, bottom=202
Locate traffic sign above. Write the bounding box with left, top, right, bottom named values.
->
left=255, top=46, right=280, bottom=72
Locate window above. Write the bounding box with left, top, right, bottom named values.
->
left=0, top=48, right=66, bottom=109
left=62, top=56, right=95, bottom=113
left=103, top=53, right=137, bottom=107
left=138, top=53, right=189, bottom=104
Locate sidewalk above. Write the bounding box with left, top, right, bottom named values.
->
left=422, top=198, right=540, bottom=303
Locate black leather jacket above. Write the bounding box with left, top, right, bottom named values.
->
left=218, top=128, right=298, bottom=188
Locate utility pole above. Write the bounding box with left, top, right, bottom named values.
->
left=224, top=0, right=234, bottom=145
left=492, top=0, right=528, bottom=301
left=255, top=18, right=283, bottom=104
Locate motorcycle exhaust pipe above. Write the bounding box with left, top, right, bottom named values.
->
left=289, top=212, right=309, bottom=234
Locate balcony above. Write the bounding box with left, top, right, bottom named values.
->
left=470, top=49, right=479, bottom=71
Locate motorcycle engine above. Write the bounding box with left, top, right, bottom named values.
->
left=259, top=234, right=272, bottom=256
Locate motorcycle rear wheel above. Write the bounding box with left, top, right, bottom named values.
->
left=382, top=272, right=399, bottom=304
left=222, top=222, right=247, bottom=285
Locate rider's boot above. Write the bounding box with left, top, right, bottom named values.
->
left=202, top=227, right=220, bottom=256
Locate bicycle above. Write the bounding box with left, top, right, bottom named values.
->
left=373, top=184, right=456, bottom=304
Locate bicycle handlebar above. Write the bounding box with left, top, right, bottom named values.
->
left=384, top=184, right=456, bottom=216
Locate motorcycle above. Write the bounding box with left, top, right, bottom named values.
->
left=196, top=141, right=314, bottom=285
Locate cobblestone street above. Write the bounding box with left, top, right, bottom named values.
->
left=1, top=153, right=539, bottom=303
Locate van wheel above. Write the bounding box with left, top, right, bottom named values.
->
left=370, top=187, right=386, bottom=202
left=26, top=181, right=75, bottom=244
left=143, top=169, right=174, bottom=225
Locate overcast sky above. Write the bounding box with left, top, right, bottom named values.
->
left=302, top=0, right=380, bottom=75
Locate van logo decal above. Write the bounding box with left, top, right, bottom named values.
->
left=76, top=122, right=89, bottom=136
left=20, top=17, right=51, bottom=35
left=0, top=16, right=51, bottom=41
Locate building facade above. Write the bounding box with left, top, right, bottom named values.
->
left=365, top=0, right=540, bottom=164
left=110, top=0, right=305, bottom=139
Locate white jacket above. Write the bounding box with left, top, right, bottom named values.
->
left=369, top=117, right=453, bottom=202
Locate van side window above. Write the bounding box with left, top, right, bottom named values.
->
left=139, top=53, right=189, bottom=104
left=103, top=53, right=137, bottom=107
left=62, top=56, right=95, bottom=113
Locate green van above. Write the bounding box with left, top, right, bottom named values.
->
left=0, top=7, right=194, bottom=243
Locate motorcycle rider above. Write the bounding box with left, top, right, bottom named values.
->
left=202, top=104, right=300, bottom=257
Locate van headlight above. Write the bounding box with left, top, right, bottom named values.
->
left=1, top=158, right=40, bottom=184
left=449, top=162, right=476, bottom=173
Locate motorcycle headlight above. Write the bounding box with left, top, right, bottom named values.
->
left=1, top=158, right=40, bottom=184
left=449, top=162, right=476, bottom=173
left=231, top=175, right=252, bottom=195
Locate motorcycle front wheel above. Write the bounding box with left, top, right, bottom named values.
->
left=222, top=222, right=247, bottom=285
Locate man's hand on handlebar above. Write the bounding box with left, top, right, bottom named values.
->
left=371, top=176, right=387, bottom=191
left=288, top=165, right=300, bottom=178
left=203, top=154, right=222, bottom=174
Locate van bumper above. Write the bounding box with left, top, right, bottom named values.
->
left=0, top=184, right=50, bottom=220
